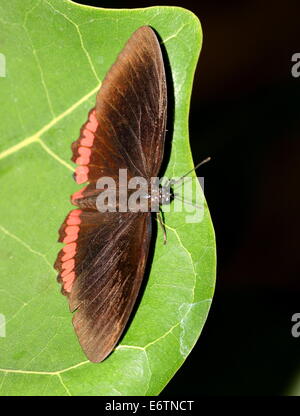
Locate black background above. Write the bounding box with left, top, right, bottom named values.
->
left=74, top=0, right=300, bottom=396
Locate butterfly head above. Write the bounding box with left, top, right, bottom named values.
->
left=150, top=185, right=174, bottom=206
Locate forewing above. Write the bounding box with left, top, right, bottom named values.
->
left=72, top=26, right=166, bottom=185
left=94, top=26, right=167, bottom=179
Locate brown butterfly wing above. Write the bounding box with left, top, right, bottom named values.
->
left=71, top=26, right=167, bottom=184
left=70, top=211, right=151, bottom=362
left=95, top=25, right=167, bottom=178
left=54, top=26, right=167, bottom=362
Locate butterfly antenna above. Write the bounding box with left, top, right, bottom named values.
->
left=172, top=157, right=211, bottom=185
left=168, top=156, right=211, bottom=190
left=173, top=194, right=203, bottom=210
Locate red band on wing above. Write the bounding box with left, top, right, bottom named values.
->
left=72, top=108, right=99, bottom=184
left=74, top=166, right=89, bottom=184
left=55, top=210, right=83, bottom=293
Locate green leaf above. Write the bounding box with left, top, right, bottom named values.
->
left=0, top=0, right=216, bottom=396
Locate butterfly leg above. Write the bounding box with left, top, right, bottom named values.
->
left=157, top=210, right=167, bottom=245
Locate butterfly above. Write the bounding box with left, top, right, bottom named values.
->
left=54, top=26, right=168, bottom=362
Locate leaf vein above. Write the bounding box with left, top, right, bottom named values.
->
left=57, top=373, right=72, bottom=396
left=0, top=225, right=54, bottom=272
left=44, top=0, right=100, bottom=83
left=0, top=84, right=100, bottom=160
left=0, top=360, right=89, bottom=376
